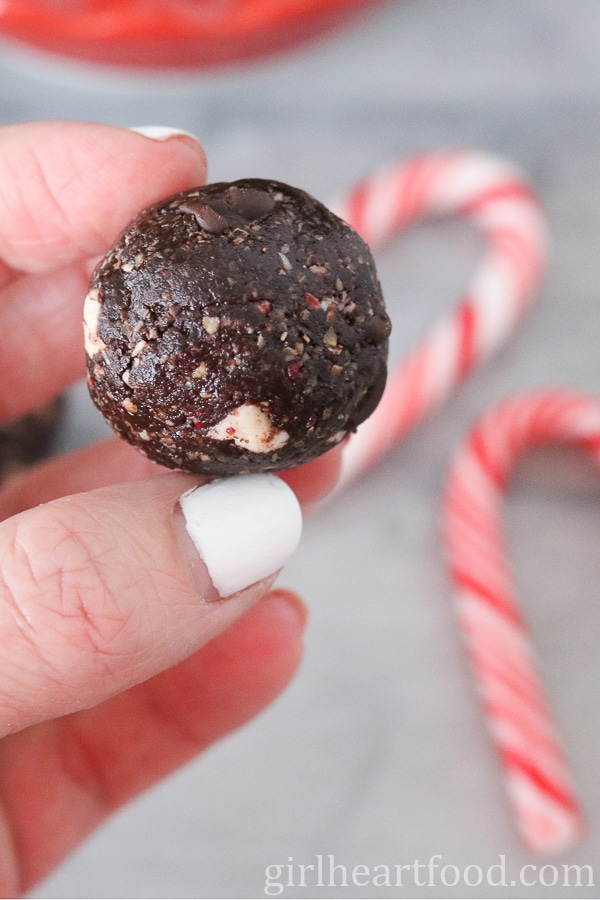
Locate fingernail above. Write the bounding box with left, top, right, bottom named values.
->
left=179, top=474, right=303, bottom=598
left=129, top=125, right=201, bottom=142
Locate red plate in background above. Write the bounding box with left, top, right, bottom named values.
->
left=0, top=0, right=386, bottom=68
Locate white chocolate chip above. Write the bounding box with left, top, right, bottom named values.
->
left=208, top=403, right=289, bottom=453
left=83, top=289, right=108, bottom=357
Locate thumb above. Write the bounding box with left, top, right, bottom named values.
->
left=0, top=472, right=302, bottom=735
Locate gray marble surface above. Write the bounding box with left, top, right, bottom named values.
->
left=1, top=1, right=599, bottom=897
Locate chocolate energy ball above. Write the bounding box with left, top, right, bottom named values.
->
left=84, top=179, right=390, bottom=475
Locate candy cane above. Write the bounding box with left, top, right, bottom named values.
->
left=441, top=389, right=600, bottom=854
left=326, top=152, right=590, bottom=852
left=332, top=150, right=548, bottom=488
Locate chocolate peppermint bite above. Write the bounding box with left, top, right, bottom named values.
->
left=84, top=179, right=390, bottom=475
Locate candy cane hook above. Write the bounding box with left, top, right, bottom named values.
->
left=332, top=150, right=548, bottom=489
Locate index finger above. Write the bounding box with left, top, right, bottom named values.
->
left=0, top=121, right=207, bottom=274
left=0, top=121, right=207, bottom=421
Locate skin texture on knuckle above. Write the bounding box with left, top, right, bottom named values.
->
left=0, top=501, right=143, bottom=727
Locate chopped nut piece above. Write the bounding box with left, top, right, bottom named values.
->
left=323, top=327, right=338, bottom=347
left=192, top=362, right=208, bottom=378
left=202, top=316, right=220, bottom=334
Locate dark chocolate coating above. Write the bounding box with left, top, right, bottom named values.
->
left=85, top=179, right=390, bottom=475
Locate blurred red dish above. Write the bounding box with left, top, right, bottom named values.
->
left=0, top=0, right=385, bottom=68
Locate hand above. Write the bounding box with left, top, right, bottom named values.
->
left=0, top=121, right=340, bottom=896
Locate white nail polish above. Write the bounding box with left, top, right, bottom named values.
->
left=179, top=474, right=302, bottom=597
left=129, top=125, right=200, bottom=142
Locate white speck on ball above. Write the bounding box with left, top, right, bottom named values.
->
left=83, top=289, right=108, bottom=357
left=208, top=403, right=289, bottom=453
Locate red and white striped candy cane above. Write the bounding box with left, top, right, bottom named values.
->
left=332, top=150, right=548, bottom=488
left=442, top=389, right=600, bottom=854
